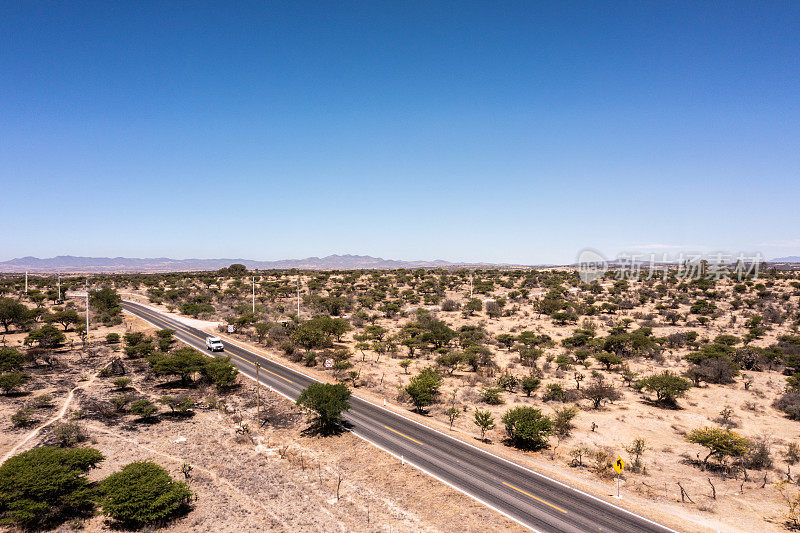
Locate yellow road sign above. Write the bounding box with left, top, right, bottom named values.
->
left=613, top=456, right=625, bottom=475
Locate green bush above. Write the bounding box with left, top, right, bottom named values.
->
left=0, top=372, right=30, bottom=395
left=521, top=376, right=541, bottom=396
left=105, top=333, right=120, bottom=344
left=129, top=399, right=158, bottom=420
left=24, top=325, right=66, bottom=348
left=99, top=462, right=191, bottom=526
left=112, top=377, right=131, bottom=390
left=11, top=408, right=35, bottom=428
left=0, top=347, right=24, bottom=372
left=0, top=446, right=103, bottom=529
left=296, top=382, right=351, bottom=435
left=502, top=407, right=553, bottom=450
left=480, top=387, right=504, bottom=405
left=201, top=356, right=238, bottom=391
left=405, top=367, right=442, bottom=412
left=542, top=383, right=566, bottom=402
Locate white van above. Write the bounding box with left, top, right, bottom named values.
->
left=205, top=336, right=224, bottom=352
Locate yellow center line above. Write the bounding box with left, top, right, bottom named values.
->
left=126, top=304, right=294, bottom=384
left=384, top=425, right=424, bottom=446
left=502, top=482, right=568, bottom=514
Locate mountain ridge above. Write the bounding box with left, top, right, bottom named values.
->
left=0, top=254, right=526, bottom=273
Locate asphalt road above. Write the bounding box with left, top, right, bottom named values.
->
left=122, top=300, right=678, bottom=533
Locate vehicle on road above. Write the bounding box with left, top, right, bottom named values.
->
left=205, top=336, right=224, bottom=352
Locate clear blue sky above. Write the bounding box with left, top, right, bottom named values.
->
left=2, top=1, right=799, bottom=264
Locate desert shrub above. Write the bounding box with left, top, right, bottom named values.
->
left=744, top=436, right=773, bottom=470
left=89, top=287, right=122, bottom=325
left=521, top=376, right=541, bottom=396
left=158, top=395, right=195, bottom=414
left=11, top=408, right=35, bottom=428
left=774, top=392, right=800, bottom=420
left=201, top=356, right=238, bottom=391
left=33, top=394, right=53, bottom=408
left=552, top=405, right=579, bottom=438
left=0, top=446, right=103, bottom=529
left=0, top=372, right=29, bottom=395
left=49, top=422, right=88, bottom=447
left=497, top=374, right=518, bottom=392
left=151, top=347, right=207, bottom=384
left=129, top=399, right=158, bottom=420
left=440, top=299, right=459, bottom=312
left=581, top=377, right=621, bottom=409
left=99, top=462, right=192, bottom=526
left=686, top=426, right=750, bottom=466
left=542, top=383, right=567, bottom=402
left=112, top=377, right=131, bottom=390
left=480, top=387, right=504, bottom=405
left=635, top=371, right=691, bottom=406
left=105, top=333, right=120, bottom=344
left=502, top=407, right=553, bottom=450
left=0, top=347, right=24, bottom=372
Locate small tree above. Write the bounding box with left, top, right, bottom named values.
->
left=473, top=409, right=495, bottom=440
left=0, top=347, right=24, bottom=372
left=405, top=367, right=442, bottom=413
left=158, top=395, right=195, bottom=414
left=595, top=352, right=624, bottom=370
left=582, top=377, right=621, bottom=409
left=502, top=407, right=553, bottom=450
left=45, top=309, right=80, bottom=331
left=151, top=347, right=207, bottom=384
left=0, top=297, right=28, bottom=333
left=100, top=462, right=192, bottom=526
left=552, top=405, right=579, bottom=438
left=0, top=446, right=104, bottom=529
left=635, top=371, right=692, bottom=406
left=625, top=437, right=647, bottom=471
left=685, top=426, right=750, bottom=467
left=464, top=298, right=483, bottom=316
left=445, top=406, right=461, bottom=429
left=296, top=382, right=351, bottom=435
left=25, top=324, right=66, bottom=348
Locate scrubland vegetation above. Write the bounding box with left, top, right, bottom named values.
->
left=2, top=263, right=800, bottom=531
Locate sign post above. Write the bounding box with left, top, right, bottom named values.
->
left=613, top=456, right=625, bottom=498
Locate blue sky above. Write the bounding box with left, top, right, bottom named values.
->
left=2, top=1, right=799, bottom=264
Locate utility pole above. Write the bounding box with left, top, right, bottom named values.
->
left=57, top=275, right=61, bottom=302
left=25, top=271, right=28, bottom=294
left=252, top=276, right=255, bottom=314
left=469, top=272, right=473, bottom=299
left=296, top=276, right=300, bottom=318
left=85, top=279, right=90, bottom=343
left=256, top=362, right=260, bottom=425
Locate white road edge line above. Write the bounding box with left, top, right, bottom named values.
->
left=124, top=305, right=678, bottom=533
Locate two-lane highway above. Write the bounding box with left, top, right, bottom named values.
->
left=122, top=300, right=678, bottom=533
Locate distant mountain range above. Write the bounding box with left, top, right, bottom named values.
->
left=771, top=256, right=800, bottom=263
left=0, top=255, right=525, bottom=273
